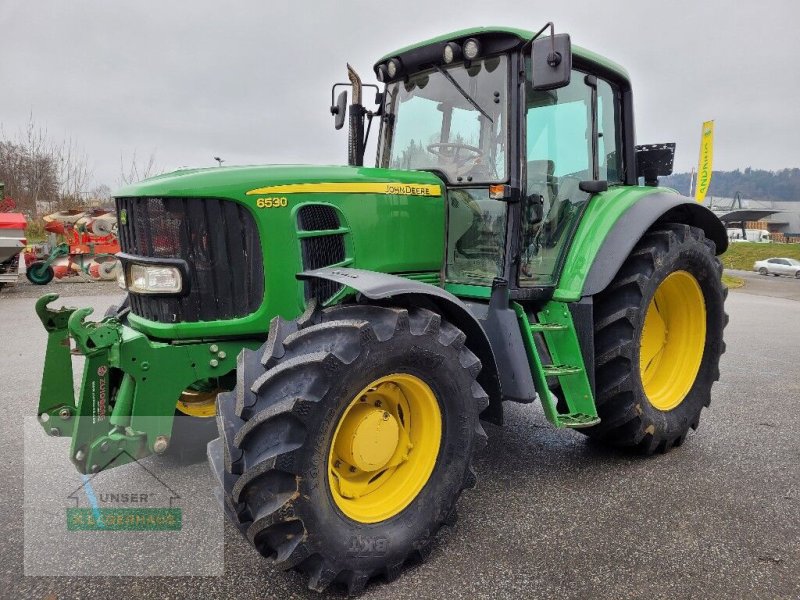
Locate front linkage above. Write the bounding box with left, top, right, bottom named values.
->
left=35, top=294, right=259, bottom=474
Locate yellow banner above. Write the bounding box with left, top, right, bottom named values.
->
left=695, top=120, right=714, bottom=202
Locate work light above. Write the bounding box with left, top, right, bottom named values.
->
left=376, top=63, right=388, bottom=82
left=463, top=38, right=481, bottom=60
left=443, top=42, right=461, bottom=64
left=387, top=58, right=401, bottom=78
left=127, top=264, right=183, bottom=294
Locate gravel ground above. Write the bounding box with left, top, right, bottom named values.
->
left=1, top=279, right=798, bottom=599
left=0, top=277, right=120, bottom=299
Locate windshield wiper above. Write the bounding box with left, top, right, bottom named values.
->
left=433, top=64, right=493, bottom=123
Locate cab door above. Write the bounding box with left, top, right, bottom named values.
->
left=518, top=65, right=624, bottom=288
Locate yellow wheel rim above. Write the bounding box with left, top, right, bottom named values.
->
left=640, top=270, right=706, bottom=411
left=176, top=389, right=217, bottom=418
left=328, top=373, right=442, bottom=523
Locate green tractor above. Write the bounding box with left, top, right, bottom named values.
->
left=36, top=24, right=727, bottom=594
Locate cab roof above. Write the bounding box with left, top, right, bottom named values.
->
left=376, top=26, right=630, bottom=83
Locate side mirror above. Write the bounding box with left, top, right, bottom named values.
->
left=331, top=90, right=347, bottom=130
left=531, top=33, right=572, bottom=91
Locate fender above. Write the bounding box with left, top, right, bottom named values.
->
left=555, top=190, right=728, bottom=301
left=297, top=267, right=503, bottom=409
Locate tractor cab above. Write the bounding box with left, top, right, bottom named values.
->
left=337, top=26, right=635, bottom=297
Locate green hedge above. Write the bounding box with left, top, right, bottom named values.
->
left=720, top=242, right=800, bottom=271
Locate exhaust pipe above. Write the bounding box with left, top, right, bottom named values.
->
left=346, top=64, right=365, bottom=167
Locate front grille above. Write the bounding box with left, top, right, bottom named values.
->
left=116, top=197, right=263, bottom=323
left=297, top=205, right=346, bottom=301
left=301, top=234, right=346, bottom=300
left=297, top=204, right=340, bottom=231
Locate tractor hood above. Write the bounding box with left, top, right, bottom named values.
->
left=115, top=164, right=445, bottom=201
left=114, top=164, right=447, bottom=341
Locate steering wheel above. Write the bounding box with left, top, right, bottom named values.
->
left=426, top=142, right=484, bottom=166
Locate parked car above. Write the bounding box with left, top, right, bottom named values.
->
left=753, top=257, right=800, bottom=278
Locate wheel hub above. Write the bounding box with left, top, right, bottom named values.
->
left=639, top=270, right=706, bottom=411
left=334, top=404, right=400, bottom=472
left=176, top=387, right=219, bottom=418
left=328, top=373, right=442, bottom=523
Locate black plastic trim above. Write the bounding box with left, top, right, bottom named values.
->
left=374, top=31, right=524, bottom=82
left=297, top=267, right=503, bottom=406
left=569, top=298, right=595, bottom=395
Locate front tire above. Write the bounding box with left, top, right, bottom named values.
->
left=209, top=304, right=487, bottom=593
left=758, top=267, right=768, bottom=276
left=585, top=223, right=727, bottom=454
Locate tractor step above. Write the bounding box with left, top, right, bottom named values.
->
left=542, top=364, right=582, bottom=376
left=528, top=322, right=568, bottom=332
left=513, top=301, right=600, bottom=429
left=555, top=413, right=601, bottom=428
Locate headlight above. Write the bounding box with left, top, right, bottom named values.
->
left=128, top=264, right=183, bottom=294
left=117, top=266, right=127, bottom=290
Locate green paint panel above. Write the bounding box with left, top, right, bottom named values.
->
left=555, top=186, right=678, bottom=301
left=35, top=296, right=263, bottom=473
left=35, top=295, right=78, bottom=432
left=403, top=271, right=442, bottom=285
left=444, top=282, right=491, bottom=299
left=118, top=165, right=445, bottom=340
left=513, top=301, right=598, bottom=429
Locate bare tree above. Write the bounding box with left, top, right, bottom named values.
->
left=0, top=118, right=59, bottom=213
left=119, top=150, right=161, bottom=186
left=89, top=184, right=113, bottom=203
left=0, top=115, right=94, bottom=213
left=56, top=135, right=93, bottom=207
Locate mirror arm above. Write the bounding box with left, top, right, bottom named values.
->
left=584, top=74, right=600, bottom=180
left=522, top=21, right=559, bottom=63
left=363, top=112, right=375, bottom=152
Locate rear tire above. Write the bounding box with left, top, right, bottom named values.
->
left=584, top=223, right=727, bottom=454
left=209, top=303, right=487, bottom=593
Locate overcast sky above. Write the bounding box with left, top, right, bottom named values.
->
left=2, top=0, right=798, bottom=189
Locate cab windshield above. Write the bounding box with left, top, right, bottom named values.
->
left=378, top=56, right=509, bottom=184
